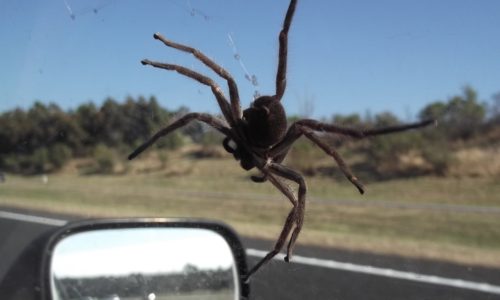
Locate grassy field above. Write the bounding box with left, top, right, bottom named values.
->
left=1, top=149, right=500, bottom=268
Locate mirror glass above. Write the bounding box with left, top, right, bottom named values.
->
left=50, top=227, right=239, bottom=300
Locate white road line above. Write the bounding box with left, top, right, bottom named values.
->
left=2, top=210, right=499, bottom=295
left=246, top=248, right=500, bottom=295
left=0, top=210, right=67, bottom=226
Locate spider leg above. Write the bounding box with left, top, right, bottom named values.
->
left=141, top=59, right=236, bottom=127
left=275, top=0, right=298, bottom=100
left=128, top=113, right=233, bottom=160
left=268, top=122, right=360, bottom=190
left=302, top=129, right=365, bottom=194
left=250, top=174, right=267, bottom=183
left=268, top=119, right=435, bottom=193
left=280, top=122, right=363, bottom=193
left=266, top=162, right=307, bottom=262
left=270, top=119, right=436, bottom=158
left=152, top=33, right=242, bottom=120
left=292, top=119, right=436, bottom=139
left=249, top=149, right=290, bottom=183
left=244, top=171, right=298, bottom=280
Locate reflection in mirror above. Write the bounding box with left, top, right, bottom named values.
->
left=51, top=227, right=239, bottom=300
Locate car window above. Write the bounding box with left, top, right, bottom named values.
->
left=1, top=1, right=500, bottom=299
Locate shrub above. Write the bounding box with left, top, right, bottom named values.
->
left=2, top=147, right=50, bottom=174
left=365, top=132, right=427, bottom=177
left=155, top=131, right=185, bottom=150
left=199, top=130, right=224, bottom=146
left=286, top=139, right=325, bottom=175
left=93, top=144, right=116, bottom=174
left=421, top=143, right=454, bottom=176
left=48, top=143, right=72, bottom=169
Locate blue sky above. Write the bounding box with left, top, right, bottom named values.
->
left=1, top=0, right=499, bottom=119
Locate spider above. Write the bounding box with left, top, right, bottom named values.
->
left=128, top=0, right=435, bottom=280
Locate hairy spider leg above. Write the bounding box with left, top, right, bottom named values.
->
left=268, top=119, right=436, bottom=193
left=151, top=33, right=243, bottom=121
left=271, top=119, right=436, bottom=153
left=243, top=0, right=299, bottom=183
left=269, top=122, right=365, bottom=193
left=275, top=0, right=298, bottom=100
left=244, top=170, right=302, bottom=281
left=244, top=0, right=297, bottom=183
left=303, top=129, right=365, bottom=193
left=140, top=59, right=235, bottom=127
left=266, top=162, right=307, bottom=261
left=128, top=113, right=234, bottom=160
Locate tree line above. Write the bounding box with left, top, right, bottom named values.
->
left=57, top=265, right=233, bottom=299
left=0, top=86, right=498, bottom=176
left=289, top=86, right=499, bottom=178
left=0, top=96, right=189, bottom=174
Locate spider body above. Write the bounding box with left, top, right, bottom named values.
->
left=243, top=96, right=288, bottom=148
left=224, top=96, right=288, bottom=171
left=129, top=0, right=435, bottom=280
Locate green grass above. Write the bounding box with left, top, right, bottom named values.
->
left=1, top=153, right=500, bottom=268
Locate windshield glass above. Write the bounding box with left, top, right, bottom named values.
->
left=1, top=1, right=500, bottom=299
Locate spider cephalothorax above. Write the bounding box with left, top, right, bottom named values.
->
left=129, top=0, right=435, bottom=280
left=243, top=96, right=287, bottom=148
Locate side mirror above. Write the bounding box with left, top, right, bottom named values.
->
left=41, top=219, right=249, bottom=300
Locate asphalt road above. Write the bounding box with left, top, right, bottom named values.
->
left=1, top=206, right=500, bottom=300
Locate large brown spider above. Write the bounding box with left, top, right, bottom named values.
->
left=128, top=0, right=435, bottom=279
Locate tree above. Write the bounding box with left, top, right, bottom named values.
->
left=331, top=113, right=363, bottom=127
left=0, top=108, right=29, bottom=155
left=374, top=111, right=401, bottom=127
left=99, top=97, right=125, bottom=146
left=419, top=86, right=486, bottom=140
left=489, top=92, right=500, bottom=125
left=447, top=86, right=485, bottom=139
left=75, top=102, right=100, bottom=151
left=419, top=101, right=447, bottom=121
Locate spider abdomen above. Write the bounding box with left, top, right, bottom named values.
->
left=243, top=96, right=287, bottom=148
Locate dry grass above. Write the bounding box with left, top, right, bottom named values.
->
left=1, top=147, right=500, bottom=268
left=450, top=146, right=500, bottom=177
